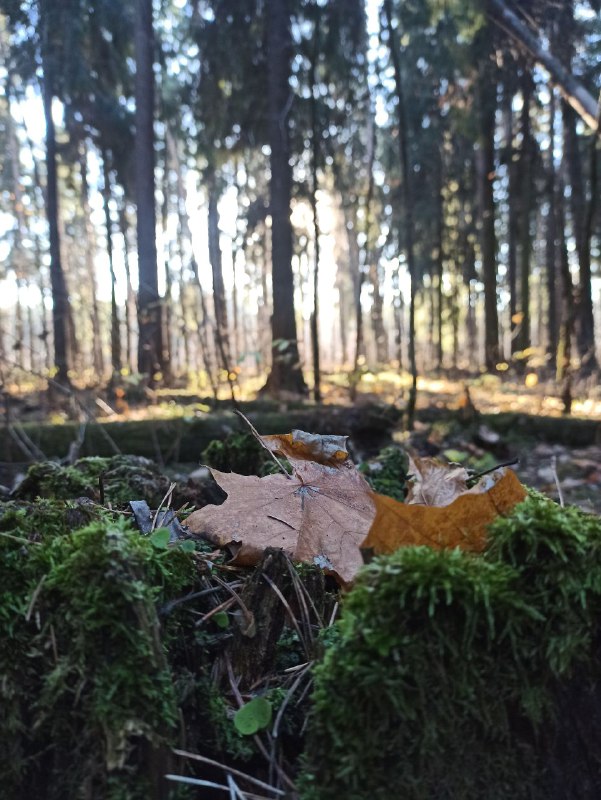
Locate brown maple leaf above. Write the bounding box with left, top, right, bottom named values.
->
left=406, top=455, right=470, bottom=507
left=185, top=436, right=374, bottom=585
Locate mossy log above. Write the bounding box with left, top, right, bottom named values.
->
left=0, top=404, right=400, bottom=464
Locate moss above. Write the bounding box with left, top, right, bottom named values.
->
left=202, top=431, right=268, bottom=475
left=360, top=446, right=409, bottom=501
left=301, top=494, right=601, bottom=800
left=0, top=516, right=197, bottom=800
left=13, top=456, right=174, bottom=507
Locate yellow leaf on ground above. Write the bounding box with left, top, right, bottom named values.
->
left=363, top=468, right=527, bottom=555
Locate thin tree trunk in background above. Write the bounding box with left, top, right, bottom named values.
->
left=263, top=0, right=307, bottom=396
left=80, top=144, right=105, bottom=380
left=435, top=166, right=444, bottom=370
left=165, top=127, right=216, bottom=390
left=135, top=0, right=162, bottom=384
left=504, top=82, right=518, bottom=354
left=476, top=53, right=499, bottom=372
left=309, top=20, right=322, bottom=402
left=515, top=72, right=533, bottom=360
left=41, top=49, right=71, bottom=387
left=546, top=88, right=558, bottom=368
left=102, top=150, right=121, bottom=379
left=564, top=104, right=598, bottom=374
left=556, top=168, right=574, bottom=414
left=119, top=206, right=135, bottom=373
left=207, top=169, right=237, bottom=404
left=384, top=0, right=417, bottom=428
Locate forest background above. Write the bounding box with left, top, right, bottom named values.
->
left=0, top=0, right=600, bottom=420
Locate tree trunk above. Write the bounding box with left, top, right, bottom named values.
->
left=135, top=0, right=162, bottom=384
left=384, top=0, right=417, bottom=428
left=564, top=104, right=598, bottom=374
left=515, top=71, right=533, bottom=360
left=119, top=206, right=136, bottom=373
left=476, top=45, right=499, bottom=372
left=546, top=88, right=558, bottom=368
left=262, top=0, right=307, bottom=396
left=79, top=143, right=105, bottom=380
left=102, top=149, right=121, bottom=379
left=487, top=0, right=600, bottom=131
left=309, top=22, right=322, bottom=403
left=41, top=50, right=71, bottom=388
left=503, top=80, right=519, bottom=354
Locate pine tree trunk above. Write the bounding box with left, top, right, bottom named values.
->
left=384, top=0, right=417, bottom=427
left=564, top=104, right=598, bottom=374
left=41, top=50, right=71, bottom=387
left=515, top=72, right=533, bottom=361
left=546, top=88, right=558, bottom=368
left=80, top=144, right=105, bottom=380
left=102, top=150, right=121, bottom=379
left=262, top=0, right=307, bottom=396
left=135, top=0, right=162, bottom=384
left=476, top=49, right=499, bottom=372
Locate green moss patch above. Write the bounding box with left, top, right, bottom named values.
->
left=301, top=493, right=601, bottom=800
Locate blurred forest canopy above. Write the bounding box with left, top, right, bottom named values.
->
left=0, top=0, right=599, bottom=409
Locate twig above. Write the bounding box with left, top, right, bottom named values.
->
left=25, top=573, right=47, bottom=622
left=551, top=455, right=564, bottom=508
left=468, top=458, right=519, bottom=483
left=234, top=410, right=291, bottom=479
left=151, top=482, right=176, bottom=532
left=261, top=573, right=308, bottom=656
left=172, top=749, right=286, bottom=796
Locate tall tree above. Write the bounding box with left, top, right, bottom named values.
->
left=383, top=0, right=418, bottom=427
left=262, top=0, right=307, bottom=395
left=40, top=1, right=71, bottom=387
left=135, top=0, right=162, bottom=383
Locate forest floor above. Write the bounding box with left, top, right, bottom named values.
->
left=2, top=370, right=601, bottom=511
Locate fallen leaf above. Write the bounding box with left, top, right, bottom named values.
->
left=185, top=436, right=374, bottom=585
left=363, top=468, right=527, bottom=555
left=261, top=429, right=350, bottom=466
left=406, top=455, right=470, bottom=507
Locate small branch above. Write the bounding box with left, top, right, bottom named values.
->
left=234, top=410, right=291, bottom=478
left=550, top=455, right=564, bottom=508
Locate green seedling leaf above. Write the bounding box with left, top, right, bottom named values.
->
left=443, top=449, right=469, bottom=464
left=234, top=697, right=272, bottom=735
left=149, top=528, right=170, bottom=549
left=178, top=540, right=196, bottom=553
left=213, top=611, right=230, bottom=629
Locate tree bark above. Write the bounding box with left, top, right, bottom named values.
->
left=476, top=46, right=500, bottom=372
left=563, top=104, right=598, bottom=374
left=135, top=0, right=162, bottom=384
left=262, top=0, right=307, bottom=396
left=41, top=47, right=71, bottom=387
left=384, top=0, right=417, bottom=428
left=546, top=88, right=558, bottom=368
left=102, top=149, right=121, bottom=379
left=309, top=20, right=322, bottom=402
left=515, top=71, right=533, bottom=360
left=488, top=0, right=600, bottom=132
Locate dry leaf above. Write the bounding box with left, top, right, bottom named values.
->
left=261, top=429, right=350, bottom=467
left=406, top=455, right=470, bottom=507
left=363, top=467, right=527, bottom=555
left=185, top=438, right=374, bottom=585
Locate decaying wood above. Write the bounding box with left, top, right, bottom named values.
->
left=225, top=547, right=294, bottom=689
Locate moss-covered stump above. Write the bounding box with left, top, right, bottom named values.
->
left=301, top=494, right=601, bottom=800
left=0, top=507, right=201, bottom=800
left=0, top=491, right=316, bottom=800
